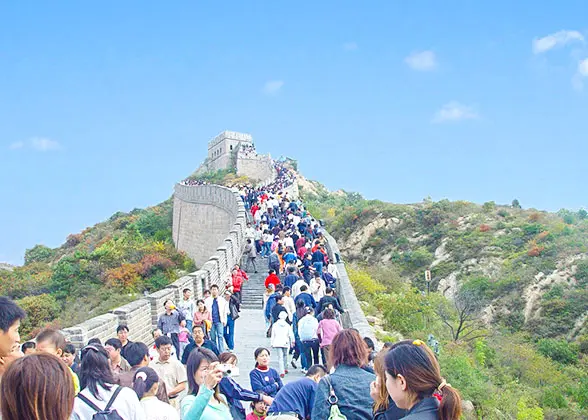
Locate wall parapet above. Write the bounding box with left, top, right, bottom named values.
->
left=323, top=231, right=376, bottom=343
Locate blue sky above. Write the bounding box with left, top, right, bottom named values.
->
left=1, top=1, right=587, bottom=264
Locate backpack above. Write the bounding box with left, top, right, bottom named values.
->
left=77, top=386, right=124, bottom=420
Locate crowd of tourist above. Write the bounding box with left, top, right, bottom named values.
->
left=0, top=162, right=463, bottom=419
left=180, top=179, right=209, bottom=186
left=238, top=144, right=257, bottom=159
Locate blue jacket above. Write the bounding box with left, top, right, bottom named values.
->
left=284, top=274, right=299, bottom=289
left=249, top=367, right=283, bottom=397
left=219, top=376, right=262, bottom=418
left=311, top=365, right=375, bottom=420
left=268, top=377, right=317, bottom=419
left=294, top=292, right=316, bottom=309
left=265, top=293, right=280, bottom=320
left=401, top=397, right=439, bottom=420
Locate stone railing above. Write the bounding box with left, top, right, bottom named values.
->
left=323, top=231, right=376, bottom=342
left=63, top=184, right=247, bottom=349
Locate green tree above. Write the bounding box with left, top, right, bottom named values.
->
left=516, top=397, right=544, bottom=420
left=537, top=338, right=578, bottom=365
left=24, top=244, right=55, bottom=264
left=16, top=294, right=60, bottom=338
left=512, top=199, right=522, bottom=209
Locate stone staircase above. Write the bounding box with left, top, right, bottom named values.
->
left=241, top=265, right=268, bottom=310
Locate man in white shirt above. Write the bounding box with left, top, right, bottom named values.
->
left=204, top=284, right=228, bottom=353
left=291, top=277, right=307, bottom=299
left=309, top=272, right=327, bottom=302
left=177, top=288, right=196, bottom=331
left=245, top=223, right=256, bottom=241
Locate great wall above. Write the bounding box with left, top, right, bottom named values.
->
left=63, top=131, right=375, bottom=348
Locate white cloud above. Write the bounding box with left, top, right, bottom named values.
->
left=342, top=42, right=358, bottom=51
left=579, top=58, right=588, bottom=76
left=405, top=50, right=437, bottom=71
left=9, top=141, right=24, bottom=150
left=262, top=80, right=284, bottom=96
left=532, top=30, right=584, bottom=54
left=432, top=101, right=479, bottom=123
left=8, top=137, right=61, bottom=152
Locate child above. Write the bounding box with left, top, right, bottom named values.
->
left=178, top=319, right=190, bottom=357
left=270, top=311, right=294, bottom=377
left=246, top=399, right=268, bottom=420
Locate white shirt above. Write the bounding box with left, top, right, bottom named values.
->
left=245, top=227, right=256, bottom=239
left=204, top=295, right=228, bottom=325
left=140, top=396, right=179, bottom=420
left=283, top=295, right=296, bottom=322
left=73, top=384, right=146, bottom=420
left=291, top=279, right=307, bottom=299
left=310, top=278, right=327, bottom=302
left=150, top=344, right=178, bottom=363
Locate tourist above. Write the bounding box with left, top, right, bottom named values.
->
left=149, top=328, right=177, bottom=362
left=117, top=324, right=133, bottom=360
left=62, top=343, right=79, bottom=374
left=291, top=276, right=307, bottom=299
left=364, top=337, right=378, bottom=368
left=178, top=288, right=196, bottom=331
left=118, top=341, right=169, bottom=403
left=20, top=341, right=36, bottom=355
left=262, top=230, right=274, bottom=257
left=203, top=289, right=211, bottom=300
left=309, top=271, right=327, bottom=302
left=249, top=347, right=283, bottom=397
left=204, top=284, right=228, bottom=353
left=317, top=308, right=342, bottom=367
left=218, top=352, right=274, bottom=419
left=179, top=319, right=191, bottom=357
left=0, top=297, right=26, bottom=358
left=104, top=337, right=131, bottom=375
left=194, top=299, right=212, bottom=335
left=283, top=266, right=298, bottom=289
left=132, top=367, right=179, bottom=420
left=35, top=328, right=80, bottom=394
left=247, top=399, right=269, bottom=420
left=157, top=299, right=184, bottom=357
left=244, top=239, right=258, bottom=273
left=224, top=289, right=240, bottom=352
left=298, top=307, right=320, bottom=373
left=149, top=335, right=187, bottom=409
left=294, top=285, right=316, bottom=310
left=311, top=329, right=375, bottom=420
left=181, top=348, right=232, bottom=419
left=271, top=311, right=295, bottom=377
left=264, top=269, right=281, bottom=289
left=1, top=353, right=74, bottom=420
left=266, top=364, right=327, bottom=420
left=270, top=294, right=288, bottom=323
left=74, top=344, right=145, bottom=419
left=0, top=343, right=23, bottom=381
left=384, top=340, right=462, bottom=420
left=227, top=269, right=245, bottom=303
left=371, top=351, right=406, bottom=420
left=316, top=287, right=345, bottom=315
left=282, top=286, right=296, bottom=322
left=262, top=284, right=275, bottom=329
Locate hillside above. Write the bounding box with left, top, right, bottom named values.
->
left=301, top=179, right=588, bottom=419
left=0, top=199, right=194, bottom=338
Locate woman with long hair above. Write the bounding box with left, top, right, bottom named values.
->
left=385, top=340, right=462, bottom=420
left=194, top=299, right=212, bottom=336
left=371, top=351, right=406, bottom=419
left=73, top=344, right=145, bottom=419
left=1, top=353, right=74, bottom=420
left=181, top=347, right=231, bottom=420
left=132, top=367, right=178, bottom=420
left=217, top=352, right=274, bottom=420
left=311, top=329, right=375, bottom=420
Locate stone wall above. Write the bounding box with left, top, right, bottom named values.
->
left=63, top=184, right=248, bottom=349
left=236, top=155, right=275, bottom=184
left=323, top=231, right=376, bottom=342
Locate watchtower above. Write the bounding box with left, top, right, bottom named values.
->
left=206, top=131, right=253, bottom=171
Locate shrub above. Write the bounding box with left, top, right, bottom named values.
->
left=537, top=338, right=579, bottom=365
left=16, top=294, right=61, bottom=338
left=498, top=209, right=510, bottom=218
left=347, top=266, right=385, bottom=299
left=483, top=201, right=496, bottom=212
left=479, top=224, right=491, bottom=232
left=528, top=212, right=542, bottom=222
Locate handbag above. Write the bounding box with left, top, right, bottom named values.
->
left=324, top=376, right=347, bottom=420
left=230, top=302, right=240, bottom=320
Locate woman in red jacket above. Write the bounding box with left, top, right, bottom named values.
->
left=264, top=269, right=281, bottom=289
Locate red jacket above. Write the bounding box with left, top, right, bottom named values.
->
left=232, top=273, right=244, bottom=292
left=264, top=273, right=281, bottom=289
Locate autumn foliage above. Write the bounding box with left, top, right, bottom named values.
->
left=479, top=224, right=491, bottom=232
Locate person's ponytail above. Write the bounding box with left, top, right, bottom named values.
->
left=438, top=385, right=462, bottom=420
left=132, top=367, right=159, bottom=400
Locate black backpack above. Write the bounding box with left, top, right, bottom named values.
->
left=77, top=386, right=124, bottom=420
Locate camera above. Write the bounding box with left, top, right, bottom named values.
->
left=217, top=364, right=239, bottom=377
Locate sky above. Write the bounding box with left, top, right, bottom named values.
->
left=1, top=1, right=587, bottom=265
